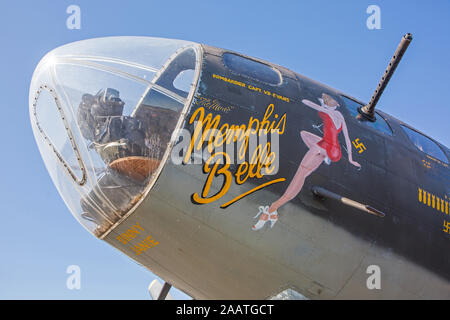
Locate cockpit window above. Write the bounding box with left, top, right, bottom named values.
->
left=401, top=126, right=448, bottom=163
left=223, top=53, right=281, bottom=86
left=341, top=96, right=393, bottom=136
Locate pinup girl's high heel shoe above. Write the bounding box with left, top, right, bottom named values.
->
left=252, top=206, right=279, bottom=231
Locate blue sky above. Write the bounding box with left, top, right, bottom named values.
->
left=0, top=0, right=449, bottom=299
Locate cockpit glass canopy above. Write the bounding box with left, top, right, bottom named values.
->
left=401, top=125, right=448, bottom=163
left=223, top=52, right=282, bottom=86
left=29, top=37, right=201, bottom=237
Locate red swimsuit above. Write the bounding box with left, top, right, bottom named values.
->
left=317, top=111, right=342, bottom=162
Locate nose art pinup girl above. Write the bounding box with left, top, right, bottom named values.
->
left=253, top=93, right=361, bottom=231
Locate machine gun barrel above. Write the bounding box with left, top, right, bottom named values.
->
left=359, top=33, right=413, bottom=122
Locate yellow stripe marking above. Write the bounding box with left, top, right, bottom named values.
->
left=220, top=178, right=286, bottom=208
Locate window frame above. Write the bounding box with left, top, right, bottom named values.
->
left=222, top=52, right=283, bottom=86
left=400, top=125, right=449, bottom=164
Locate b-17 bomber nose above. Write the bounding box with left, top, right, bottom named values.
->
left=29, top=37, right=201, bottom=237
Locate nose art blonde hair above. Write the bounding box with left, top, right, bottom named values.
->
left=322, top=93, right=339, bottom=107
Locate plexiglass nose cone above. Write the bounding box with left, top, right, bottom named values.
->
left=29, top=37, right=201, bottom=237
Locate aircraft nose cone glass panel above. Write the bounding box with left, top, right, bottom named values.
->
left=29, top=37, right=201, bottom=237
